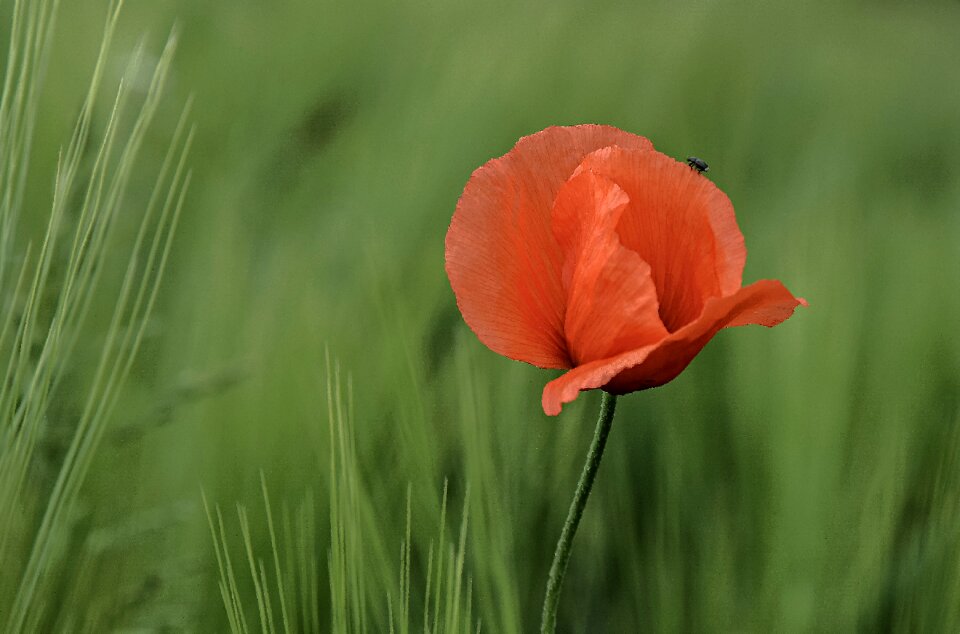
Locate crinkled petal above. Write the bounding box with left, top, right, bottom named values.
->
left=542, top=280, right=804, bottom=415
left=575, top=147, right=746, bottom=331
left=445, top=125, right=654, bottom=368
left=551, top=170, right=668, bottom=364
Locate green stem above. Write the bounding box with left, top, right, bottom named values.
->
left=540, top=392, right=618, bottom=634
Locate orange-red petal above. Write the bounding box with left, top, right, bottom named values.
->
left=541, top=279, right=804, bottom=415
left=575, top=147, right=747, bottom=332
left=551, top=170, right=668, bottom=364
left=445, top=126, right=654, bottom=368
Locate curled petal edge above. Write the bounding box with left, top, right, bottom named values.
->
left=541, top=279, right=806, bottom=415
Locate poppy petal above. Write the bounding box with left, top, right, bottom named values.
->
left=551, top=170, right=668, bottom=364
left=446, top=126, right=654, bottom=368
left=606, top=279, right=805, bottom=393
left=541, top=279, right=804, bottom=415
left=575, top=147, right=747, bottom=332
left=541, top=343, right=659, bottom=416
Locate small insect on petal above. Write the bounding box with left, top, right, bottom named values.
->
left=686, top=156, right=709, bottom=174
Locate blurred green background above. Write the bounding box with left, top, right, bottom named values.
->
left=4, top=0, right=960, bottom=631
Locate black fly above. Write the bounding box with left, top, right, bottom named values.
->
left=686, top=156, right=709, bottom=174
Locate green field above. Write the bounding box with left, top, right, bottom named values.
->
left=2, top=1, right=960, bottom=631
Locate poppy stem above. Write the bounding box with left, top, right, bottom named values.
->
left=540, top=391, right=618, bottom=634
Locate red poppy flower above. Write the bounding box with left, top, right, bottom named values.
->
left=445, top=125, right=806, bottom=416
